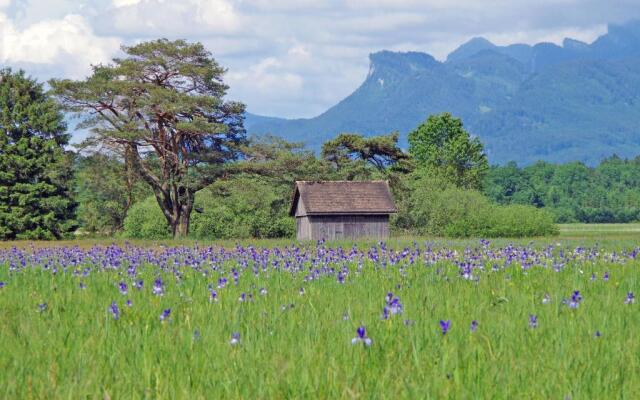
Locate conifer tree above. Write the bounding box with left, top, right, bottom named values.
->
left=0, top=69, right=76, bottom=239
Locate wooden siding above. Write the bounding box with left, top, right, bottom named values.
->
left=297, top=215, right=389, bottom=240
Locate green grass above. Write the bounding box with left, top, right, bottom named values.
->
left=1, top=227, right=640, bottom=397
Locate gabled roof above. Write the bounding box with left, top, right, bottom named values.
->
left=289, top=181, right=397, bottom=216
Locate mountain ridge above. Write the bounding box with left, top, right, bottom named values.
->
left=246, top=20, right=640, bottom=165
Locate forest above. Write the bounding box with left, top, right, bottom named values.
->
left=1, top=39, right=638, bottom=241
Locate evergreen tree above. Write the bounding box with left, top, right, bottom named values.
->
left=0, top=69, right=76, bottom=239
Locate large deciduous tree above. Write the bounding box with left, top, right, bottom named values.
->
left=408, top=113, right=488, bottom=190
left=51, top=39, right=246, bottom=237
left=0, top=69, right=76, bottom=239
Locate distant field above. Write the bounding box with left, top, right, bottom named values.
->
left=558, top=223, right=640, bottom=239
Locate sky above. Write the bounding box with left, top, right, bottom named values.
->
left=1, top=0, right=639, bottom=119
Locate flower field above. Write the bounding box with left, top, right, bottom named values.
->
left=1, top=239, right=639, bottom=398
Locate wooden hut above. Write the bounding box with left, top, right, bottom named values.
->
left=289, top=181, right=397, bottom=241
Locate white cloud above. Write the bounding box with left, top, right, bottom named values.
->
left=0, top=13, right=119, bottom=78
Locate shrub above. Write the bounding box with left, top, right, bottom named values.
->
left=407, top=171, right=558, bottom=237
left=122, top=197, right=170, bottom=239
left=123, top=176, right=295, bottom=240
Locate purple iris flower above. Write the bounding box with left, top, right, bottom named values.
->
left=133, top=280, right=144, bottom=290
left=0, top=282, right=5, bottom=289
left=160, top=308, right=171, bottom=321
left=381, top=306, right=390, bottom=320
left=590, top=273, right=596, bottom=281
left=126, top=299, right=132, bottom=307
left=470, top=320, right=478, bottom=333
left=209, top=290, right=218, bottom=302
left=118, top=282, right=128, bottom=295
left=594, top=331, right=602, bottom=338
left=564, top=290, right=582, bottom=308
left=109, top=301, right=120, bottom=320
left=625, top=292, right=635, bottom=304
left=603, top=272, right=609, bottom=281
left=38, top=303, right=47, bottom=312
left=259, top=288, right=267, bottom=296
left=542, top=293, right=551, bottom=304
left=153, top=278, right=164, bottom=296
left=299, top=287, right=305, bottom=296
left=351, top=326, right=372, bottom=346
left=230, top=332, right=241, bottom=346
left=529, top=314, right=538, bottom=329
left=439, top=320, right=451, bottom=335
left=238, top=293, right=246, bottom=302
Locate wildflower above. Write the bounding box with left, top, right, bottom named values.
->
left=590, top=273, right=596, bottom=281
left=193, top=329, right=201, bottom=341
left=38, top=303, right=47, bottom=312
left=625, top=292, right=635, bottom=305
left=209, top=290, right=218, bottom=302
left=230, top=332, right=241, bottom=346
left=79, top=282, right=86, bottom=290
left=594, top=331, right=602, bottom=338
left=342, top=312, right=350, bottom=321
left=238, top=293, right=246, bottom=302
left=109, top=301, right=120, bottom=320
left=299, top=287, right=305, bottom=296
left=0, top=281, right=4, bottom=289
left=404, top=319, right=415, bottom=326
left=133, top=280, right=144, bottom=290
left=259, top=287, right=267, bottom=296
left=160, top=308, right=171, bottom=322
left=564, top=290, right=582, bottom=309
left=529, top=314, right=538, bottom=329
left=118, top=282, right=128, bottom=295
left=542, top=293, right=551, bottom=304
left=603, top=272, right=609, bottom=281
left=153, top=278, right=164, bottom=296
left=126, top=299, right=132, bottom=307
left=351, top=326, right=373, bottom=346
left=470, top=320, right=478, bottom=333
left=439, top=320, right=451, bottom=335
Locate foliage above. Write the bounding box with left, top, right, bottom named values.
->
left=407, top=171, right=557, bottom=237
left=75, top=154, right=152, bottom=235
left=321, top=132, right=410, bottom=172
left=484, top=156, right=640, bottom=223
left=122, top=196, right=170, bottom=239
left=0, top=69, right=76, bottom=239
left=124, top=176, right=294, bottom=240
left=50, top=39, right=246, bottom=238
left=408, top=113, right=488, bottom=190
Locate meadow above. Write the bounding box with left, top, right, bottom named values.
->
left=1, top=226, right=639, bottom=398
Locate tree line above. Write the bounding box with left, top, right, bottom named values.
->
left=0, top=38, right=633, bottom=240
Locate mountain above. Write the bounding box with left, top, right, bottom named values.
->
left=245, top=20, right=640, bottom=165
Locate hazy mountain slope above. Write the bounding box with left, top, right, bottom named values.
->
left=246, top=20, right=640, bottom=165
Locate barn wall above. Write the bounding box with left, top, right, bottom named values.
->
left=306, top=215, right=389, bottom=240
left=296, top=216, right=312, bottom=240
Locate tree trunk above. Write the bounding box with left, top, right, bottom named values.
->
left=173, top=212, right=190, bottom=238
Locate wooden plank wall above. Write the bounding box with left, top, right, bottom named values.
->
left=296, top=217, right=313, bottom=240
left=303, top=215, right=389, bottom=240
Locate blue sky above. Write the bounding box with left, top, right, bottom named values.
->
left=1, top=0, right=639, bottom=119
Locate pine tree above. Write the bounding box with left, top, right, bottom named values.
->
left=0, top=69, right=76, bottom=239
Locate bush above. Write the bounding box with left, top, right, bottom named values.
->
left=123, top=176, right=295, bottom=240
left=122, top=197, right=170, bottom=239
left=407, top=172, right=558, bottom=237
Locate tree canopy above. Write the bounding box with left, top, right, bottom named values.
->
left=50, top=39, right=246, bottom=237
left=0, top=69, right=76, bottom=239
left=408, top=112, right=488, bottom=189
